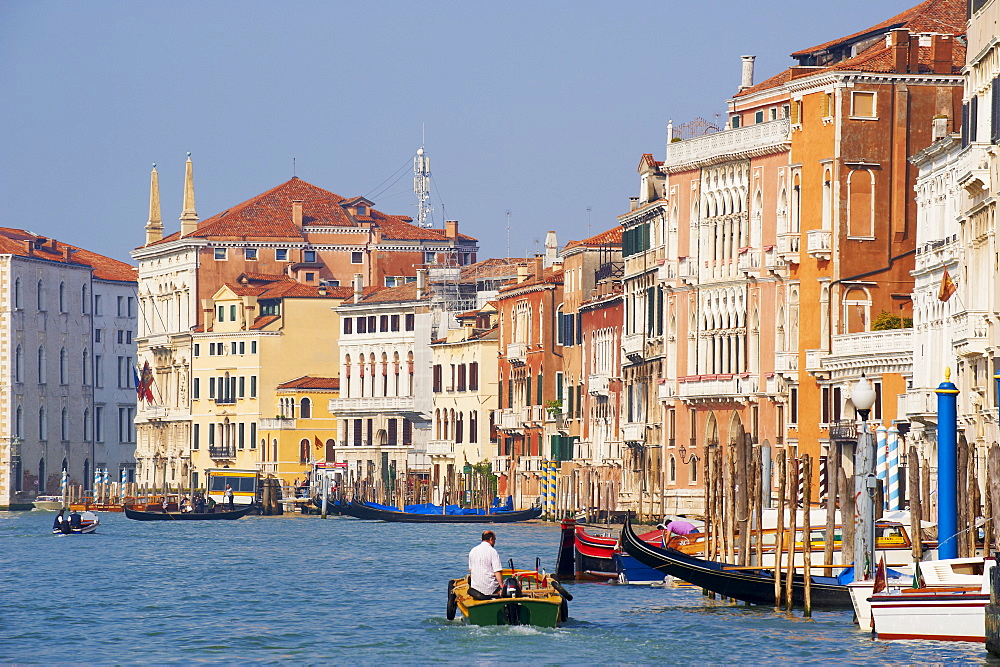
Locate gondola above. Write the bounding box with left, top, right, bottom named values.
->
left=339, top=501, right=542, bottom=523
left=123, top=504, right=256, bottom=521
left=620, top=517, right=853, bottom=609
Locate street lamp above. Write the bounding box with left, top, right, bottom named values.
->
left=851, top=374, right=877, bottom=582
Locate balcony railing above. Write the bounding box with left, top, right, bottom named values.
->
left=143, top=405, right=170, bottom=419
left=259, top=418, right=296, bottom=430
left=952, top=311, right=990, bottom=357
left=495, top=409, right=522, bottom=431
left=588, top=373, right=610, bottom=396
left=657, top=259, right=677, bottom=284
left=622, top=422, right=647, bottom=443
left=830, top=330, right=912, bottom=358
left=776, top=232, right=800, bottom=263
left=657, top=378, right=672, bottom=400
left=425, top=440, right=454, bottom=455
left=677, top=374, right=758, bottom=398
left=664, top=118, right=790, bottom=169
left=506, top=341, right=527, bottom=366
left=208, top=444, right=236, bottom=459
left=806, top=229, right=832, bottom=260
left=774, top=352, right=798, bottom=374
left=678, top=257, right=698, bottom=284
left=623, top=333, right=644, bottom=361
left=829, top=420, right=858, bottom=442
left=804, top=349, right=827, bottom=374
left=737, top=248, right=760, bottom=276
left=328, top=395, right=417, bottom=414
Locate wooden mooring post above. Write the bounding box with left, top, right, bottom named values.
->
left=773, top=452, right=786, bottom=609
left=802, top=454, right=813, bottom=618
left=784, top=455, right=798, bottom=613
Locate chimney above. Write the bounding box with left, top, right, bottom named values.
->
left=931, top=34, right=953, bottom=74
left=62, top=245, right=72, bottom=262
left=318, top=284, right=328, bottom=297
left=932, top=115, right=950, bottom=141
left=889, top=29, right=909, bottom=73
left=516, top=264, right=530, bottom=283
left=739, top=55, right=756, bottom=91
left=292, top=200, right=303, bottom=228
left=908, top=34, right=921, bottom=74
left=532, top=257, right=544, bottom=281
left=445, top=220, right=458, bottom=239
left=416, top=268, right=428, bottom=299
left=629, top=196, right=639, bottom=212
left=353, top=273, right=363, bottom=304
left=544, top=230, right=558, bottom=268
left=22, top=239, right=33, bottom=257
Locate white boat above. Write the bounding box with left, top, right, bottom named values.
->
left=862, top=556, right=995, bottom=641
left=33, top=495, right=64, bottom=511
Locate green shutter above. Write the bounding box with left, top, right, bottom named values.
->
left=526, top=376, right=532, bottom=406
left=537, top=372, right=543, bottom=405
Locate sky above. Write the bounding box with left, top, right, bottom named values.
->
left=0, top=1, right=922, bottom=264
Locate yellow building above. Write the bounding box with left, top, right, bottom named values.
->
left=188, top=273, right=348, bottom=489
left=259, top=376, right=339, bottom=485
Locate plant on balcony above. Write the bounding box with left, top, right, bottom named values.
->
left=544, top=399, right=563, bottom=416
left=871, top=310, right=912, bottom=331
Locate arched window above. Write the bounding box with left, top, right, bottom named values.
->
left=37, top=280, right=44, bottom=311
left=61, top=408, right=68, bottom=440
left=59, top=348, right=67, bottom=385
left=300, top=439, right=310, bottom=464
left=15, top=345, right=22, bottom=382
left=58, top=282, right=66, bottom=313
left=843, top=286, right=871, bottom=334
left=37, top=346, right=46, bottom=384
left=81, top=284, right=88, bottom=313
left=83, top=408, right=89, bottom=441
left=669, top=455, right=677, bottom=483
left=82, top=349, right=89, bottom=385
left=300, top=397, right=311, bottom=419
left=38, top=406, right=46, bottom=440
left=14, top=278, right=21, bottom=309
left=821, top=167, right=833, bottom=231
left=15, top=405, right=22, bottom=438
left=456, top=412, right=464, bottom=444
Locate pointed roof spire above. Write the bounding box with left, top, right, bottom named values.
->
left=145, top=163, right=164, bottom=245
left=180, top=152, right=199, bottom=237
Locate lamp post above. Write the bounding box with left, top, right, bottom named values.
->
left=851, top=374, right=877, bottom=582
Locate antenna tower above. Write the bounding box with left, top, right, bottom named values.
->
left=413, top=144, right=433, bottom=228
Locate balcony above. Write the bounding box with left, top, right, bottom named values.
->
left=829, top=420, right=858, bottom=443
left=657, top=259, right=677, bottom=285
left=525, top=405, right=547, bottom=424
left=623, top=333, right=645, bottom=362
left=142, top=405, right=170, bottom=419
left=806, top=229, right=832, bottom=261
left=506, top=341, right=527, bottom=366
left=903, top=388, right=938, bottom=424
left=588, top=373, right=610, bottom=396
left=776, top=232, right=800, bottom=264
left=678, top=257, right=698, bottom=285
left=328, top=395, right=417, bottom=415
left=425, top=440, right=455, bottom=455
left=952, top=311, right=990, bottom=358
left=737, top=248, right=761, bottom=277
left=622, top=422, right=647, bottom=443
left=259, top=418, right=296, bottom=430
left=804, top=349, right=827, bottom=378
left=657, top=378, right=672, bottom=400
left=762, top=246, right=779, bottom=273
left=208, top=444, right=236, bottom=459
left=774, top=352, right=798, bottom=379
left=677, top=374, right=758, bottom=400
left=495, top=409, right=522, bottom=431
left=664, top=118, right=790, bottom=170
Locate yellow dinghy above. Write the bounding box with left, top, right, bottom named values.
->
left=447, top=569, right=572, bottom=627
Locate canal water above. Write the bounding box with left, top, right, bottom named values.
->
left=0, top=511, right=990, bottom=664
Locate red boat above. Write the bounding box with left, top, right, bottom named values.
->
left=560, top=520, right=675, bottom=581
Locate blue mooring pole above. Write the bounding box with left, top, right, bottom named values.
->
left=936, top=369, right=959, bottom=560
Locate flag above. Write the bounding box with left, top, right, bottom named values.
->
left=872, top=555, right=887, bottom=594
left=137, top=361, right=155, bottom=403
left=314, top=436, right=324, bottom=450
left=938, top=268, right=957, bottom=302
left=912, top=559, right=924, bottom=589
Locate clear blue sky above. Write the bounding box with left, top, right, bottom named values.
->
left=1, top=1, right=919, bottom=264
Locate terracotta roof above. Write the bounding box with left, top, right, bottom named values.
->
left=790, top=0, right=964, bottom=58
left=143, top=177, right=477, bottom=246
left=498, top=267, right=564, bottom=294
left=563, top=226, right=623, bottom=252
left=0, top=227, right=136, bottom=282
left=639, top=153, right=663, bottom=170
left=826, top=40, right=965, bottom=74
left=277, top=376, right=340, bottom=390
left=223, top=276, right=353, bottom=300
left=352, top=282, right=430, bottom=304
left=733, top=69, right=794, bottom=98
left=249, top=315, right=280, bottom=330
left=460, top=257, right=531, bottom=280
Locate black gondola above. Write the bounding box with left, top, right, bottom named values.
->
left=620, top=517, right=853, bottom=609
left=339, top=501, right=542, bottom=523
left=123, top=504, right=256, bottom=521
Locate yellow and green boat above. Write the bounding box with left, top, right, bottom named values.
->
left=447, top=569, right=571, bottom=627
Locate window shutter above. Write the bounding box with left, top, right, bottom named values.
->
left=992, top=77, right=1000, bottom=144
left=971, top=95, right=979, bottom=142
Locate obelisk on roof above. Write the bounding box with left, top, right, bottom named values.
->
left=179, top=152, right=199, bottom=237
left=145, top=163, right=163, bottom=245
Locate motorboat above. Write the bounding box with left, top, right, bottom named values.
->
left=33, top=495, right=64, bottom=511
left=447, top=568, right=571, bottom=627
left=52, top=510, right=99, bottom=534
left=864, top=556, right=995, bottom=642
